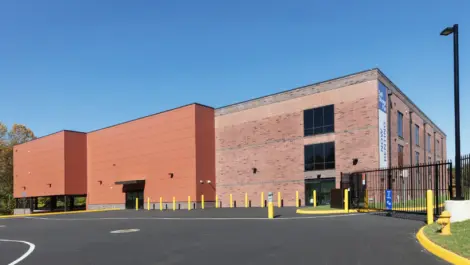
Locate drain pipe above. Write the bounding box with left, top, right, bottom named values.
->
left=387, top=90, right=393, bottom=189
left=409, top=111, right=414, bottom=199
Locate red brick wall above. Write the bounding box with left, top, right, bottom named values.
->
left=215, top=81, right=379, bottom=206
left=195, top=105, right=216, bottom=202
left=389, top=94, right=446, bottom=167
left=86, top=104, right=199, bottom=205
left=13, top=132, right=66, bottom=197
left=64, top=132, right=87, bottom=195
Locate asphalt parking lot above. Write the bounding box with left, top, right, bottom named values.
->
left=0, top=208, right=448, bottom=265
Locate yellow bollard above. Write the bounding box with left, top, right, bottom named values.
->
left=215, top=195, right=219, bottom=208
left=344, top=189, right=349, bottom=212
left=427, top=190, right=434, bottom=225
left=261, top=192, right=264, bottom=208
left=159, top=197, right=163, bottom=211
left=201, top=194, right=205, bottom=210
left=147, top=197, right=150, bottom=211
left=230, top=194, right=233, bottom=208
left=437, top=211, right=451, bottom=235
left=136, top=198, right=139, bottom=210
left=245, top=192, right=248, bottom=208
left=313, top=190, right=317, bottom=207
left=296, top=191, right=299, bottom=208
left=268, top=202, right=274, bottom=219
left=173, top=196, right=176, bottom=211
left=278, top=192, right=281, bottom=208
left=188, top=196, right=191, bottom=211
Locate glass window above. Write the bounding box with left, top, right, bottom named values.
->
left=415, top=151, right=420, bottom=165
left=397, top=111, right=404, bottom=138
left=304, top=105, right=334, bottom=136
left=427, top=133, right=431, bottom=152
left=398, top=144, right=404, bottom=167
left=436, top=140, right=439, bottom=153
left=304, top=142, right=335, bottom=171
left=415, top=124, right=420, bottom=146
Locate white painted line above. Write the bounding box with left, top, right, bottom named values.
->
left=0, top=239, right=35, bottom=265
left=23, top=213, right=364, bottom=221
left=0, top=225, right=6, bottom=228
left=110, top=228, right=140, bottom=234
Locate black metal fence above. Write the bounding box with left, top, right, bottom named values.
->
left=462, top=153, right=470, bottom=200
left=342, top=160, right=452, bottom=216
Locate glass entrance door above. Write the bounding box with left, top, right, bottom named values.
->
left=125, top=191, right=144, bottom=209
left=305, top=178, right=335, bottom=206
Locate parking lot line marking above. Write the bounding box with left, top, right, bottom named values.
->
left=23, top=213, right=364, bottom=221
left=0, top=239, right=35, bottom=265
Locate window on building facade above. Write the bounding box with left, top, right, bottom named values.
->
left=304, top=142, right=335, bottom=171
left=415, top=151, right=420, bottom=165
left=415, top=124, right=420, bottom=146
left=304, top=105, right=334, bottom=136
left=398, top=144, right=404, bottom=167
left=436, top=139, right=440, bottom=154
left=427, top=133, right=431, bottom=152
left=397, top=111, right=404, bottom=138
left=428, top=156, right=432, bottom=164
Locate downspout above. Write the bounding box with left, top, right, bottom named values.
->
left=387, top=90, right=393, bottom=189
left=409, top=111, right=413, bottom=198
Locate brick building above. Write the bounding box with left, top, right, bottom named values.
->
left=215, top=69, right=445, bottom=206
left=13, top=68, right=445, bottom=212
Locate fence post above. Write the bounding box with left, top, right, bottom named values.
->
left=344, top=189, right=349, bottom=212
left=435, top=163, right=439, bottom=216
left=427, top=190, right=434, bottom=225
left=449, top=164, right=454, bottom=199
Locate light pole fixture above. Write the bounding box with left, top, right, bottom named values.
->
left=440, top=24, right=463, bottom=200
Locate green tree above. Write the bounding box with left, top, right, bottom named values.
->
left=0, top=123, right=35, bottom=214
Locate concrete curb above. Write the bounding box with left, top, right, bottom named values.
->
left=416, top=226, right=470, bottom=265
left=296, top=209, right=359, bottom=214
left=0, top=208, right=122, bottom=219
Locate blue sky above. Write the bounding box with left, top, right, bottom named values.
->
left=1, top=1, right=469, bottom=160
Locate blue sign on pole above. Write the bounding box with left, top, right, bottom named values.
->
left=385, top=189, right=393, bottom=210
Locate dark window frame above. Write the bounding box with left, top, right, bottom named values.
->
left=304, top=105, right=334, bottom=137
left=398, top=144, right=404, bottom=167
left=397, top=111, right=404, bottom=138
left=304, top=142, right=335, bottom=171
left=427, top=133, right=431, bottom=153
left=415, top=124, right=420, bottom=146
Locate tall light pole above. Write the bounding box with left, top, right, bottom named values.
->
left=440, top=24, right=463, bottom=200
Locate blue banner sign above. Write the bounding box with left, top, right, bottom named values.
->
left=385, top=189, right=392, bottom=210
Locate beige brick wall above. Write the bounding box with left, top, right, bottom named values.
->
left=215, top=81, right=380, bottom=206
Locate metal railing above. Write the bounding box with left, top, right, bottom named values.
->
left=343, top=160, right=452, bottom=216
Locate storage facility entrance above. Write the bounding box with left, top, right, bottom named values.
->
left=305, top=178, right=335, bottom=206
left=115, top=180, right=146, bottom=210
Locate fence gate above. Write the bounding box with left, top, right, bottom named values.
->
left=343, top=161, right=452, bottom=217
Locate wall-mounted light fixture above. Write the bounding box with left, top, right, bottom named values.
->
left=206, top=180, right=212, bottom=184
left=352, top=158, right=359, bottom=166
left=22, top=186, right=26, bottom=190
left=169, top=173, right=174, bottom=178
left=47, top=183, right=52, bottom=187
left=199, top=180, right=204, bottom=184
left=252, top=167, right=257, bottom=174
left=98, top=180, right=103, bottom=185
